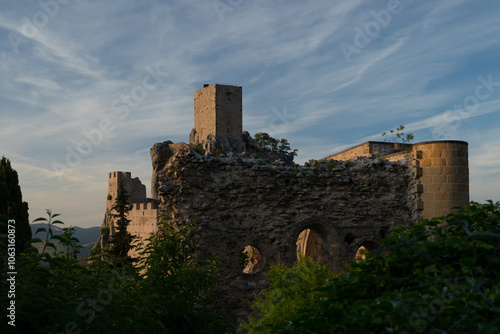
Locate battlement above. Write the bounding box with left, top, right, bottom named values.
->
left=107, top=171, right=147, bottom=210
left=131, top=202, right=159, bottom=211
left=108, top=171, right=132, bottom=179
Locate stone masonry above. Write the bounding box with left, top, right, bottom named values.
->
left=96, top=84, right=470, bottom=321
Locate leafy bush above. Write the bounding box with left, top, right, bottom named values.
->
left=239, top=257, right=334, bottom=334
left=240, top=201, right=500, bottom=333
left=192, top=144, right=205, bottom=155
left=0, top=211, right=228, bottom=333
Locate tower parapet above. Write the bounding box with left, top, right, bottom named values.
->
left=107, top=171, right=147, bottom=211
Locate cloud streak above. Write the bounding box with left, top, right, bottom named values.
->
left=1, top=0, right=499, bottom=226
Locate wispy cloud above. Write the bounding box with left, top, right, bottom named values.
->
left=1, top=0, right=500, bottom=226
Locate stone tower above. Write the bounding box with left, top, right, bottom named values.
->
left=194, top=84, right=242, bottom=141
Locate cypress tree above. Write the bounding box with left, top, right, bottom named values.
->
left=107, top=181, right=135, bottom=267
left=0, top=156, right=31, bottom=255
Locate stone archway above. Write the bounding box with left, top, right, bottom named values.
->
left=292, top=218, right=343, bottom=268
left=296, top=228, right=328, bottom=262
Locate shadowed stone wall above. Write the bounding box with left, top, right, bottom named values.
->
left=149, top=141, right=420, bottom=320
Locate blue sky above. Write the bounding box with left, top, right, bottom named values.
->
left=1, top=0, right=499, bottom=228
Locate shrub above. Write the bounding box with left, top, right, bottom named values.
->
left=192, top=144, right=205, bottom=155
left=241, top=201, right=500, bottom=333
left=0, top=211, right=229, bottom=333
left=239, top=257, right=334, bottom=334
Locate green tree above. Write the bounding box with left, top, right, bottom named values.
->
left=0, top=156, right=31, bottom=255
left=382, top=125, right=414, bottom=143
left=241, top=201, right=500, bottom=333
left=240, top=257, right=334, bottom=334
left=254, top=132, right=298, bottom=157
left=0, top=211, right=228, bottom=333
left=136, top=214, right=229, bottom=333
left=107, top=181, right=135, bottom=268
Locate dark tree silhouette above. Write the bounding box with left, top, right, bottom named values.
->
left=0, top=156, right=31, bottom=255
left=107, top=181, right=135, bottom=267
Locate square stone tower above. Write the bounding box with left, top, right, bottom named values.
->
left=194, top=84, right=242, bottom=141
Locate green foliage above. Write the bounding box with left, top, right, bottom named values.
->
left=254, top=132, right=298, bottom=157
left=107, top=181, right=135, bottom=268
left=346, top=160, right=355, bottom=167
left=192, top=144, right=206, bottom=155
left=107, top=194, right=112, bottom=201
left=326, top=161, right=336, bottom=171
left=0, top=156, right=31, bottom=255
left=382, top=125, right=415, bottom=143
left=100, top=226, right=110, bottom=235
left=136, top=214, right=228, bottom=333
left=239, top=257, right=334, bottom=334
left=241, top=201, right=500, bottom=333
left=0, top=211, right=228, bottom=333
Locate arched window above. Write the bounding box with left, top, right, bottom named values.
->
left=296, top=228, right=328, bottom=263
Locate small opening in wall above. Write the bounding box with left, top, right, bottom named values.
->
left=240, top=245, right=265, bottom=274
left=355, top=246, right=368, bottom=261
left=380, top=228, right=389, bottom=240
left=344, top=234, right=355, bottom=245
left=354, top=242, right=377, bottom=262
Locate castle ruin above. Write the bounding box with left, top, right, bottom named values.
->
left=97, top=83, right=469, bottom=321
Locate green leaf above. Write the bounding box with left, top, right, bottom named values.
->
left=35, top=227, right=47, bottom=235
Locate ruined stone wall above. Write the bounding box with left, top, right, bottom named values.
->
left=326, top=141, right=470, bottom=220
left=151, top=141, right=420, bottom=320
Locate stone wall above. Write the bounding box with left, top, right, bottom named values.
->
left=128, top=202, right=159, bottom=258
left=325, top=140, right=470, bottom=220
left=194, top=84, right=242, bottom=141
left=412, top=141, right=469, bottom=219
left=325, top=141, right=412, bottom=161
left=107, top=171, right=147, bottom=211
left=96, top=172, right=159, bottom=258
left=150, top=141, right=420, bottom=321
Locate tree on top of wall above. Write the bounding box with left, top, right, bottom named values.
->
left=0, top=156, right=31, bottom=255
left=382, top=125, right=414, bottom=144
left=107, top=181, right=135, bottom=268
left=254, top=132, right=298, bottom=157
